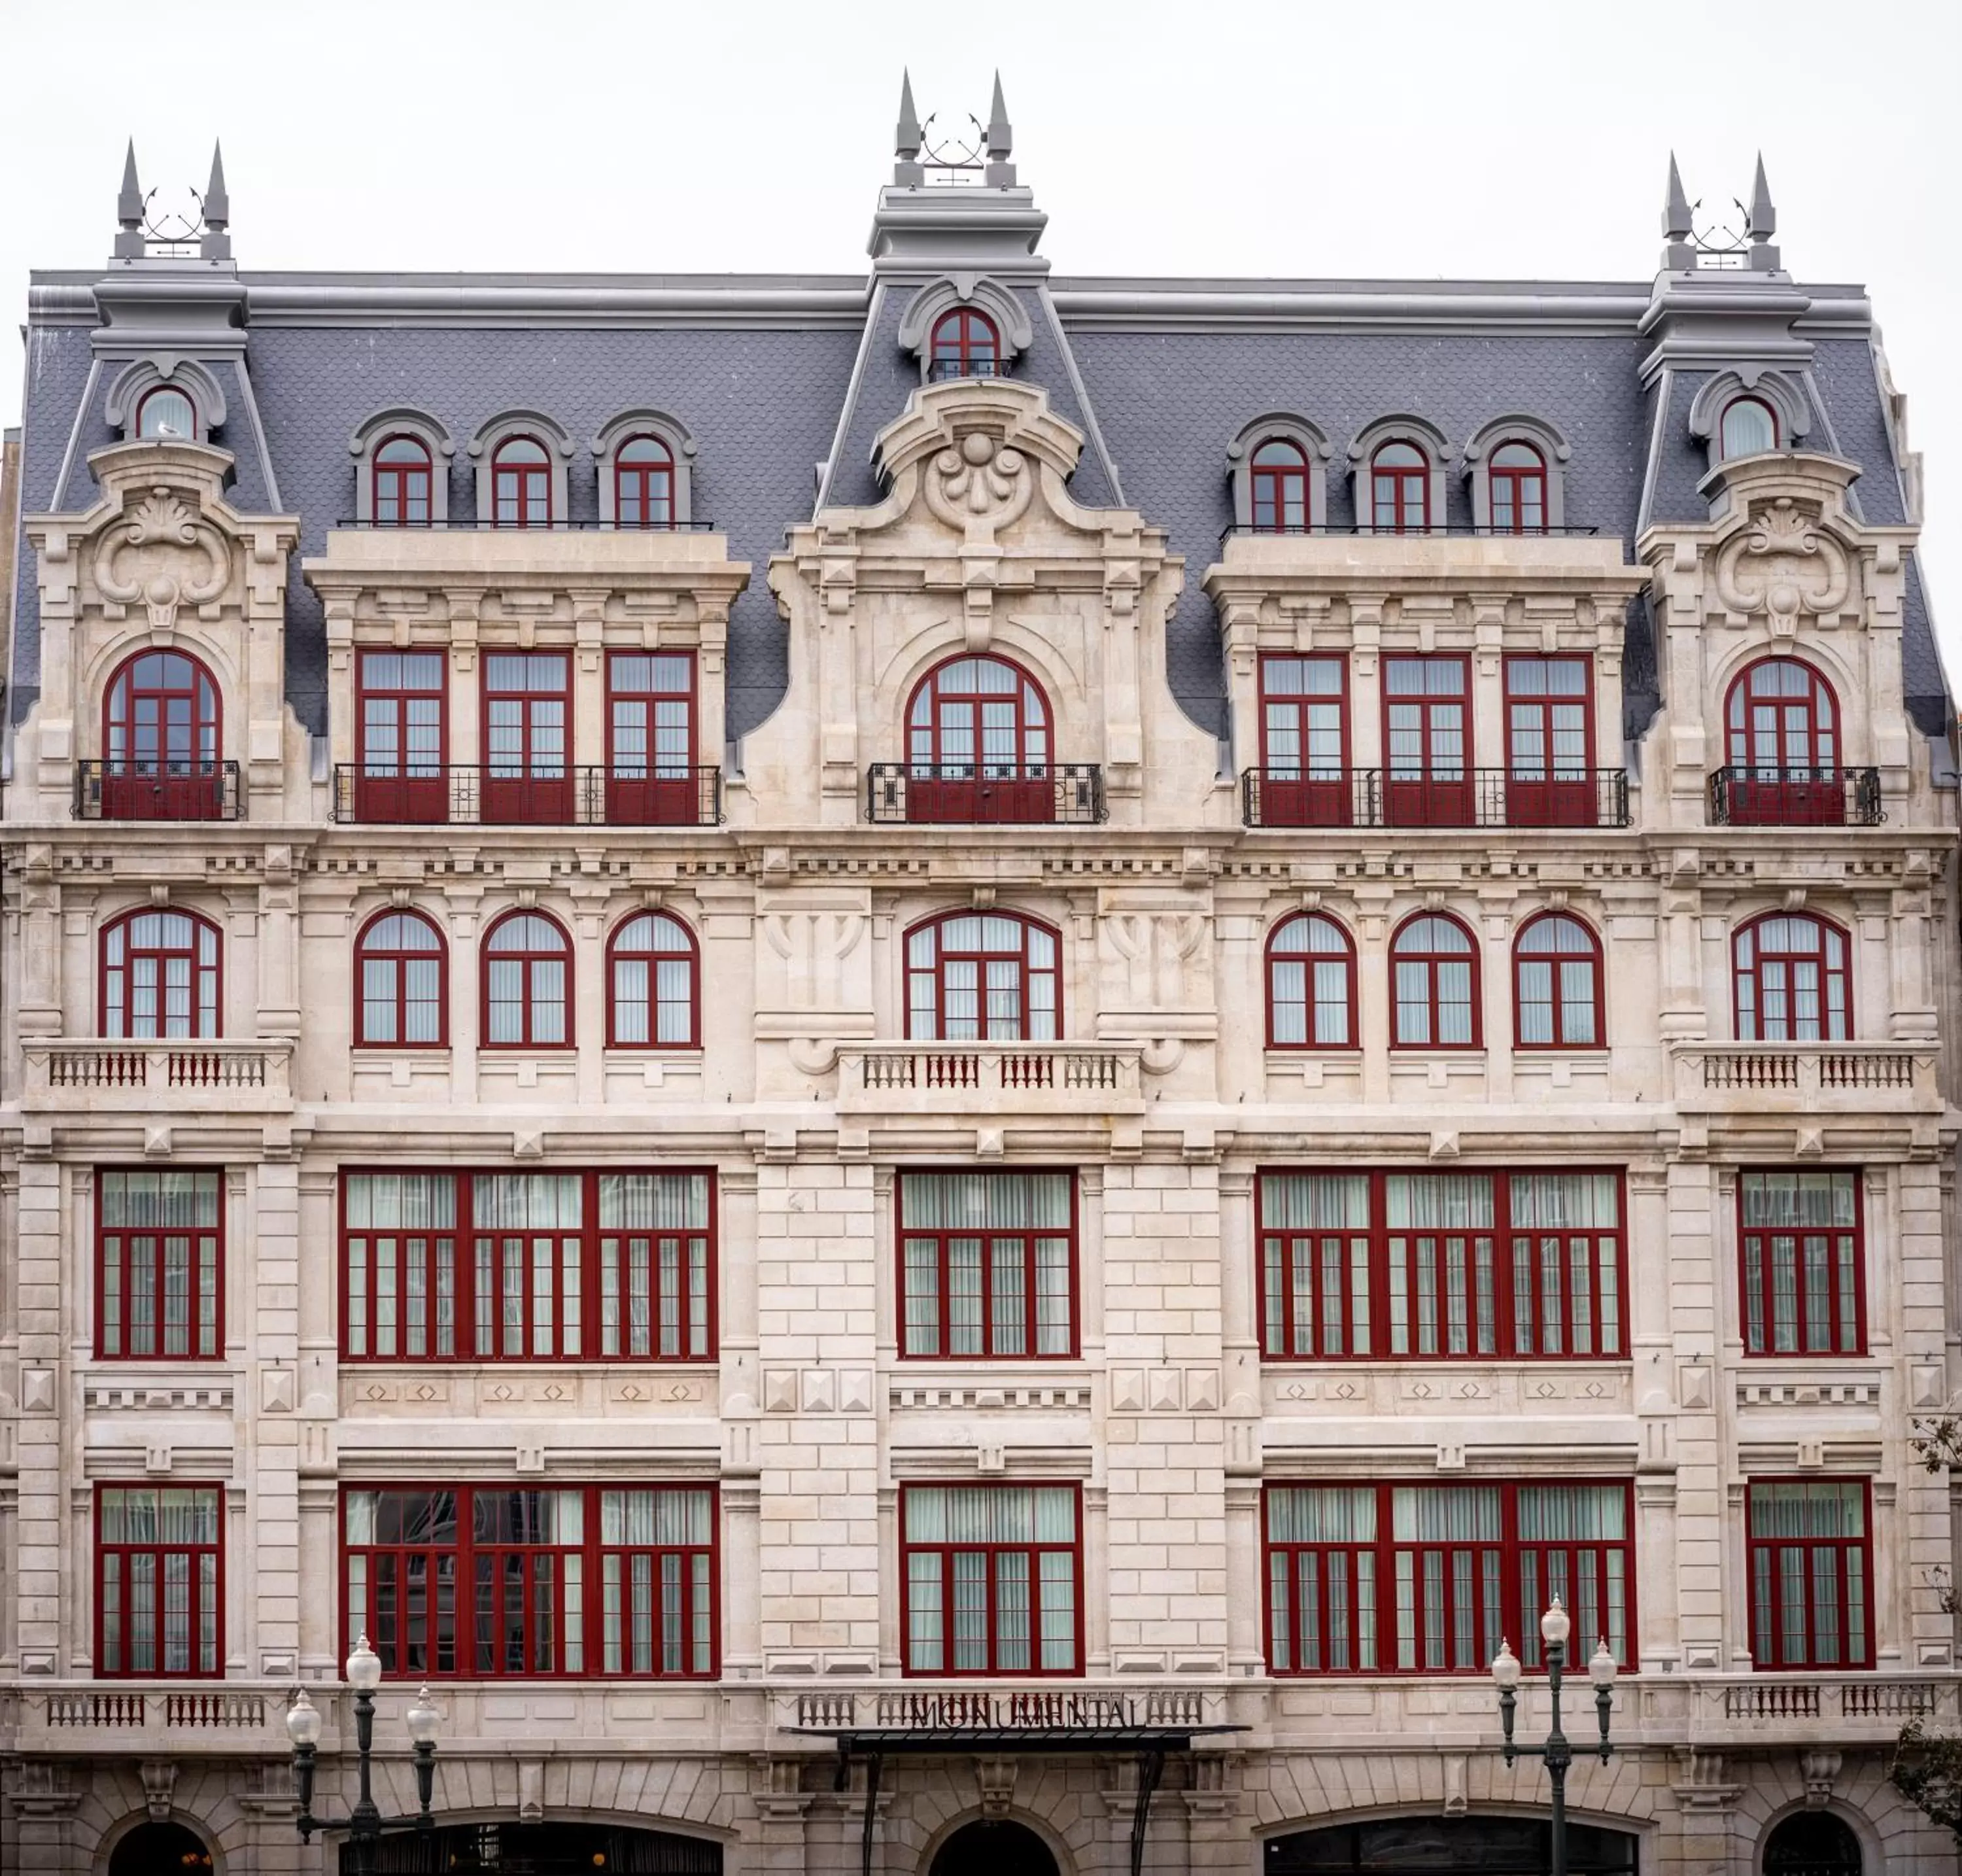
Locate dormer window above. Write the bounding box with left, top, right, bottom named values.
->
left=1371, top=442, right=1430, bottom=534
left=1250, top=440, right=1311, bottom=533
left=929, top=308, right=1003, bottom=382
left=372, top=436, right=434, bottom=528
left=1489, top=443, right=1546, bottom=534
left=137, top=387, right=196, bottom=442
left=492, top=437, right=553, bottom=528
left=615, top=436, right=676, bottom=529
left=1721, top=396, right=1779, bottom=459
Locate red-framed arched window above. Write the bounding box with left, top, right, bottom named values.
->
left=1266, top=913, right=1358, bottom=1049
left=1390, top=912, right=1479, bottom=1049
left=1721, top=396, right=1779, bottom=459
left=101, top=908, right=222, bottom=1039
left=904, top=654, right=1054, bottom=823
left=905, top=911, right=1061, bottom=1042
left=103, top=647, right=224, bottom=820
left=1513, top=912, right=1604, bottom=1050
left=372, top=436, right=433, bottom=527
left=929, top=308, right=1002, bottom=381
left=1489, top=442, right=1547, bottom=534
left=481, top=910, right=572, bottom=1049
left=607, top=911, right=700, bottom=1049
left=353, top=909, right=447, bottom=1048
left=1734, top=912, right=1851, bottom=1042
left=136, top=385, right=196, bottom=441
left=1250, top=439, right=1311, bottom=533
left=492, top=436, right=553, bottom=527
left=1723, top=657, right=1844, bottom=825
left=614, top=436, right=674, bottom=529
left=1371, top=442, right=1430, bottom=534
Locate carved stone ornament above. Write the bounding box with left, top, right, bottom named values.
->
left=1712, top=496, right=1851, bottom=635
left=94, top=485, right=230, bottom=629
left=923, top=430, right=1035, bottom=536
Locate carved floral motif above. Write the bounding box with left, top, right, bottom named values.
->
left=94, top=485, right=230, bottom=629
left=1712, top=496, right=1851, bottom=635
left=921, top=431, right=1035, bottom=538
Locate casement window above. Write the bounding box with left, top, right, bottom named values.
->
left=136, top=385, right=197, bottom=441
left=1258, top=655, right=1350, bottom=827
left=1489, top=442, right=1547, bottom=534
left=1250, top=439, right=1311, bottom=532
left=102, top=648, right=224, bottom=819
left=1739, top=1170, right=1865, bottom=1356
left=491, top=436, right=553, bottom=526
left=354, top=911, right=447, bottom=1048
left=341, top=1168, right=714, bottom=1362
left=1512, top=913, right=1604, bottom=1050
left=97, top=1485, right=222, bottom=1678
left=901, top=1483, right=1082, bottom=1675
left=929, top=307, right=1002, bottom=381
left=1258, top=1168, right=1626, bottom=1361
left=97, top=1170, right=222, bottom=1359
left=483, top=653, right=572, bottom=824
left=1371, top=442, right=1430, bottom=533
left=1734, top=912, right=1851, bottom=1043
left=481, top=911, right=572, bottom=1049
left=606, top=912, right=700, bottom=1049
left=1383, top=655, right=1472, bottom=827
left=1721, top=396, right=1779, bottom=459
left=101, top=909, right=221, bottom=1039
left=613, top=436, right=675, bottom=528
left=1266, top=913, right=1358, bottom=1050
left=899, top=1171, right=1076, bottom=1359
left=1747, top=1479, right=1872, bottom=1669
left=905, top=912, right=1061, bottom=1042
left=343, top=1484, right=716, bottom=1680
left=1264, top=1480, right=1632, bottom=1676
left=1390, top=912, right=1480, bottom=1049
left=606, top=651, right=697, bottom=824
left=372, top=436, right=434, bottom=527
left=355, top=651, right=447, bottom=825
left=1504, top=655, right=1594, bottom=826
left=1721, top=657, right=1849, bottom=826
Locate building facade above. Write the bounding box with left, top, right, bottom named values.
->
left=2, top=92, right=1960, bottom=1876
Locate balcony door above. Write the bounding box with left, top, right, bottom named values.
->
left=1383, top=655, right=1472, bottom=827
left=103, top=650, right=223, bottom=820
left=906, top=655, right=1054, bottom=824
left=1725, top=657, right=1844, bottom=825
left=356, top=651, right=447, bottom=824
left=1505, top=655, right=1594, bottom=826
left=1259, top=655, right=1350, bottom=827
left=606, top=652, right=697, bottom=825
left=483, top=653, right=573, bottom=824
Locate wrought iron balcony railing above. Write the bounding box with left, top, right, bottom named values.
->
left=1220, top=522, right=1602, bottom=541
left=1708, top=765, right=1883, bottom=827
left=1241, top=767, right=1630, bottom=829
left=925, top=357, right=1012, bottom=382
left=331, top=765, right=722, bottom=827
left=73, top=759, right=243, bottom=822
left=332, top=517, right=719, bottom=531
left=866, top=764, right=1106, bottom=825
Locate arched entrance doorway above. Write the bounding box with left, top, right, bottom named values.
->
left=349, top=1821, right=721, bottom=1873
left=1764, top=1813, right=1863, bottom=1875
left=929, top=1819, right=1061, bottom=1876
left=1265, top=1815, right=1638, bottom=1872
left=108, top=1822, right=214, bottom=1876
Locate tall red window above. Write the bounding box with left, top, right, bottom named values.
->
left=1747, top=1479, right=1871, bottom=1669
left=491, top=436, right=553, bottom=527
left=1721, top=396, right=1780, bottom=459
left=343, top=1484, right=716, bottom=1680
left=1250, top=439, right=1311, bottom=532
left=355, top=651, right=447, bottom=824
left=483, top=653, right=572, bottom=823
left=905, top=655, right=1054, bottom=824
left=902, top=1483, right=1082, bottom=1675
left=481, top=911, right=572, bottom=1049
left=101, top=909, right=221, bottom=1039
left=97, top=1485, right=222, bottom=1678
left=1370, top=442, right=1430, bottom=533
left=103, top=648, right=224, bottom=820
left=1504, top=655, right=1594, bottom=826
left=1258, top=1168, right=1625, bottom=1361
left=1740, top=1170, right=1864, bottom=1357
left=607, top=912, right=700, bottom=1049
left=1258, top=655, right=1349, bottom=827
left=929, top=308, right=1002, bottom=380
left=1489, top=442, right=1547, bottom=534
left=1266, top=913, right=1357, bottom=1050
left=354, top=910, right=447, bottom=1048
left=1513, top=912, right=1604, bottom=1050
left=97, top=1170, right=222, bottom=1360
left=372, top=436, right=434, bottom=527
left=1390, top=912, right=1479, bottom=1049
left=905, top=912, right=1059, bottom=1041
left=1383, top=655, right=1472, bottom=827
left=605, top=652, right=697, bottom=824
left=1724, top=658, right=1845, bottom=825
left=135, top=386, right=196, bottom=441
left=1264, top=1480, right=1632, bottom=1676
left=1734, top=912, right=1851, bottom=1042
left=341, top=1168, right=714, bottom=1362
left=899, top=1171, right=1076, bottom=1359
left=613, top=436, right=675, bottom=528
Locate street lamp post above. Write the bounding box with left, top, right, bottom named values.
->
left=286, top=1635, right=441, bottom=1874
left=1490, top=1597, right=1617, bottom=1876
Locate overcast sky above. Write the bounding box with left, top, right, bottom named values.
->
left=5, top=0, right=1957, bottom=670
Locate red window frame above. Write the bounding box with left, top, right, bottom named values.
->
left=1389, top=911, right=1481, bottom=1050
left=900, top=1482, right=1083, bottom=1676
left=929, top=308, right=1002, bottom=379
left=606, top=911, right=700, bottom=1050
left=95, top=1168, right=224, bottom=1361
left=339, top=1166, right=717, bottom=1363
left=897, top=1170, right=1079, bottom=1360
left=604, top=651, right=698, bottom=825
left=1257, top=1167, right=1627, bottom=1361
left=1721, top=396, right=1780, bottom=459
left=341, top=1484, right=717, bottom=1680
left=1732, top=911, right=1852, bottom=1043
left=1738, top=1170, right=1865, bottom=1357
left=491, top=436, right=553, bottom=527
left=95, top=1484, right=224, bottom=1678
left=613, top=436, right=675, bottom=529
left=1383, top=655, right=1472, bottom=827
left=1265, top=913, right=1358, bottom=1051
left=1723, top=657, right=1846, bottom=825
left=372, top=435, right=434, bottom=527
left=135, top=385, right=197, bottom=441
left=481, top=909, right=573, bottom=1050
left=100, top=907, right=222, bottom=1039
left=353, top=909, right=449, bottom=1049
left=482, top=652, right=572, bottom=824
left=1503, top=654, right=1595, bottom=827
left=1257, top=655, right=1350, bottom=827
left=904, top=653, right=1056, bottom=825
left=1263, top=1480, right=1635, bottom=1677
left=1746, top=1478, right=1872, bottom=1670
left=1489, top=442, right=1547, bottom=534
left=354, top=650, right=448, bottom=825
left=1370, top=442, right=1430, bottom=534
left=102, top=647, right=224, bottom=819
left=1512, top=912, right=1604, bottom=1051
left=1250, top=438, right=1311, bottom=533
left=904, top=910, right=1061, bottom=1042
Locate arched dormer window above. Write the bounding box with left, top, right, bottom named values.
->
left=1390, top=912, right=1479, bottom=1049
left=1721, top=396, right=1779, bottom=459
left=1719, top=657, right=1848, bottom=825
left=906, top=911, right=1060, bottom=1041
left=349, top=408, right=455, bottom=525
left=1348, top=417, right=1452, bottom=535
left=593, top=410, right=697, bottom=529
left=929, top=308, right=1003, bottom=381
left=105, top=359, right=228, bottom=445
left=606, top=911, right=700, bottom=1049
left=101, top=908, right=222, bottom=1039
left=137, top=386, right=197, bottom=442
left=467, top=411, right=574, bottom=527
left=903, top=654, right=1056, bottom=824
left=481, top=910, right=572, bottom=1049
left=101, top=648, right=224, bottom=820
left=1463, top=416, right=1571, bottom=533
left=1250, top=440, right=1311, bottom=533
left=1512, top=912, right=1604, bottom=1049
left=1228, top=416, right=1331, bottom=534
left=1265, top=912, right=1357, bottom=1050
left=1734, top=911, right=1851, bottom=1043
left=371, top=436, right=434, bottom=527
left=353, top=909, right=447, bottom=1048
left=1489, top=443, right=1547, bottom=532
left=897, top=279, right=1033, bottom=383
left=615, top=437, right=674, bottom=527
left=1687, top=370, right=1810, bottom=478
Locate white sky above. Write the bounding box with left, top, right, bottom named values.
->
left=4, top=0, right=1957, bottom=671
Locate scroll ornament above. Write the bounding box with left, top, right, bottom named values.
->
left=94, top=486, right=230, bottom=630
left=1712, top=497, right=1851, bottom=636
left=922, top=430, right=1036, bottom=540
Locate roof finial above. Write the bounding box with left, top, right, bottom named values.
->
left=1661, top=152, right=1695, bottom=271
left=200, top=141, right=232, bottom=261
left=894, top=70, right=923, bottom=185
left=114, top=140, right=145, bottom=259
left=1746, top=152, right=1780, bottom=271
left=985, top=71, right=1016, bottom=186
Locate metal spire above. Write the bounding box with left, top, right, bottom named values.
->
left=984, top=71, right=1016, bottom=186
left=200, top=140, right=232, bottom=260
left=894, top=70, right=923, bottom=185
left=113, top=140, right=146, bottom=259
left=1746, top=152, right=1780, bottom=271
left=1662, top=153, right=1692, bottom=241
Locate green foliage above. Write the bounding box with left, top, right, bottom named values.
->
left=1893, top=1720, right=1962, bottom=1843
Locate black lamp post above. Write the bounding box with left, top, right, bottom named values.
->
left=285, top=1635, right=441, bottom=1874
left=1490, top=1596, right=1617, bottom=1876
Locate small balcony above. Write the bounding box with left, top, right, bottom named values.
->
left=840, top=1041, right=1144, bottom=1115
left=330, top=765, right=723, bottom=827
left=21, top=1039, right=294, bottom=1111
left=866, top=764, right=1105, bottom=825
left=15, top=1685, right=292, bottom=1756
left=73, top=759, right=242, bottom=822
left=1708, top=766, right=1883, bottom=827
left=1241, top=767, right=1630, bottom=830
left=1671, top=1041, right=1939, bottom=1114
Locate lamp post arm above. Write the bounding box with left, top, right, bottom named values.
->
left=1498, top=1686, right=1519, bottom=1766
left=1596, top=1683, right=1615, bottom=1761
left=292, top=1742, right=318, bottom=1841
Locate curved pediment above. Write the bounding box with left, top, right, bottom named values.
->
left=870, top=379, right=1086, bottom=512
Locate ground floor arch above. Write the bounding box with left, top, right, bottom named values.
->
left=348, top=1820, right=721, bottom=1873
left=107, top=1822, right=215, bottom=1876
left=927, top=1818, right=1062, bottom=1876
left=1264, top=1814, right=1639, bottom=1873
left=1763, top=1812, right=1865, bottom=1875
